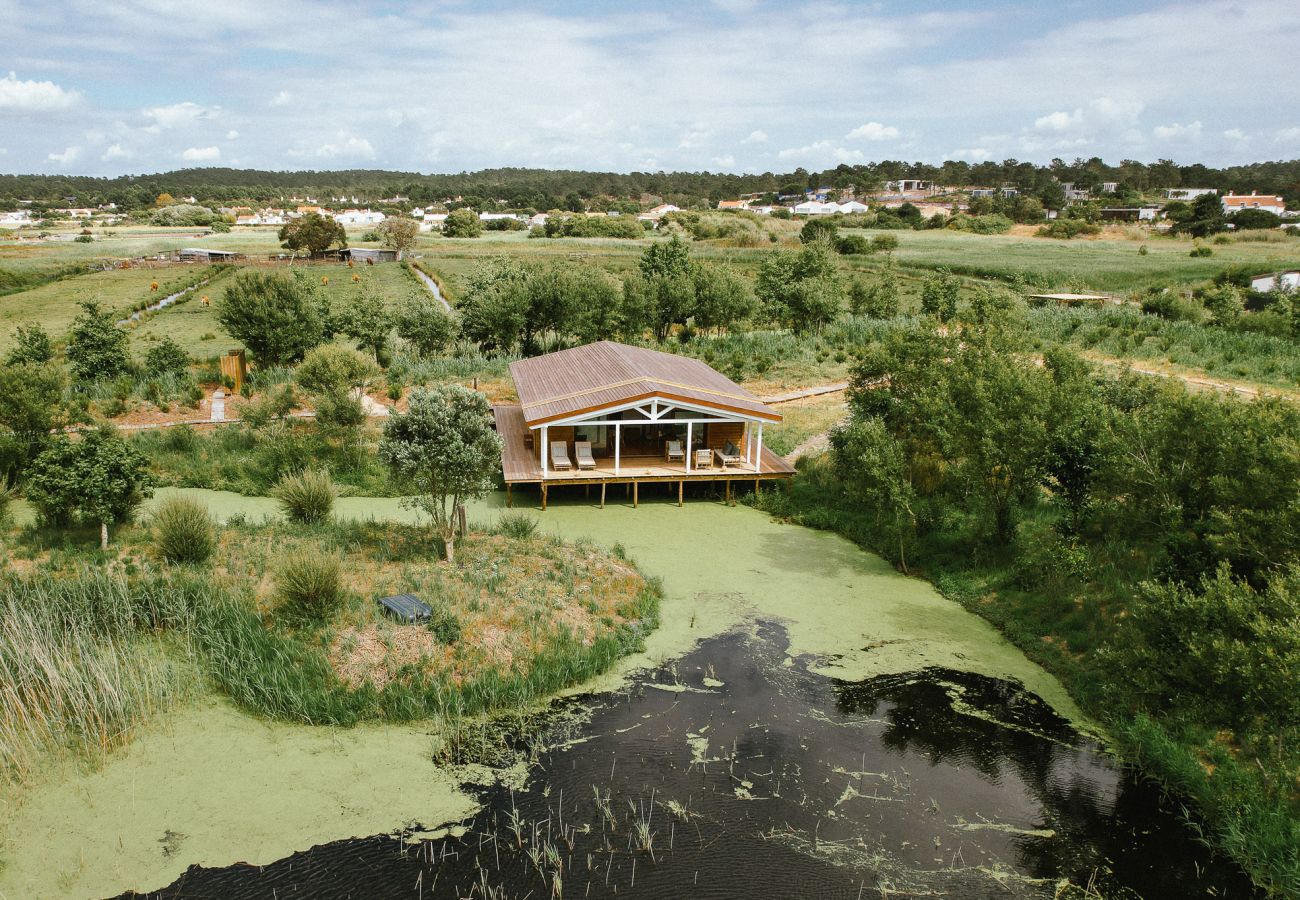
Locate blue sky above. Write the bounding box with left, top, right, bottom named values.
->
left=1, top=0, right=1297, bottom=176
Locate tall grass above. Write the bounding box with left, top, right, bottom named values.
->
left=273, top=468, right=337, bottom=524
left=152, top=495, right=218, bottom=563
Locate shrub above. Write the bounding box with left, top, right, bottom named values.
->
left=443, top=208, right=483, bottom=238
left=799, top=218, right=838, bottom=245
left=274, top=551, right=344, bottom=624
left=1190, top=244, right=1213, bottom=257
left=144, top=336, right=191, bottom=377
left=1037, top=219, right=1101, bottom=239
left=493, top=511, right=540, bottom=539
left=152, top=496, right=217, bottom=564
left=835, top=234, right=870, bottom=255
left=426, top=605, right=462, bottom=644
left=1140, top=288, right=1204, bottom=322
left=161, top=424, right=198, bottom=453
left=870, top=234, right=899, bottom=252
left=216, top=270, right=329, bottom=366
left=272, top=468, right=336, bottom=524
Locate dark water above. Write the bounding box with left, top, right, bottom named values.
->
left=120, top=623, right=1257, bottom=899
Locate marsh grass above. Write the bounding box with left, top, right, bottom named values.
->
left=272, top=468, right=337, bottom=525
left=151, top=495, right=217, bottom=564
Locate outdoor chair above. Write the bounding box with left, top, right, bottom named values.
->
left=694, top=448, right=714, bottom=469
left=716, top=441, right=744, bottom=467
left=550, top=441, right=572, bottom=470
left=575, top=441, right=597, bottom=471
left=666, top=440, right=685, bottom=462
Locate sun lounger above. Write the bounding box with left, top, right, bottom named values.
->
left=575, top=441, right=596, bottom=470
left=666, top=440, right=685, bottom=462
left=694, top=448, right=714, bottom=469
left=550, top=441, right=572, bottom=470
left=716, top=441, right=743, bottom=467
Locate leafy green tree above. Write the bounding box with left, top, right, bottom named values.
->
left=66, top=299, right=131, bottom=381
left=1173, top=192, right=1227, bottom=238
left=443, top=208, right=483, bottom=238
left=143, top=336, right=191, bottom=377
left=831, top=418, right=917, bottom=571
left=639, top=235, right=691, bottom=281
left=1041, top=348, right=1108, bottom=535
left=0, top=362, right=66, bottom=479
left=5, top=323, right=53, bottom=366
left=394, top=289, right=458, bottom=357
left=295, top=345, right=378, bottom=438
left=1198, top=283, right=1244, bottom=326
left=26, top=427, right=154, bottom=548
left=278, top=212, right=347, bottom=254
left=849, top=261, right=900, bottom=318
left=755, top=243, right=842, bottom=332
left=690, top=262, right=756, bottom=334
left=376, top=216, right=419, bottom=255
left=919, top=268, right=959, bottom=322
left=379, top=385, right=503, bottom=562
left=335, top=286, right=394, bottom=362
left=217, top=270, right=329, bottom=365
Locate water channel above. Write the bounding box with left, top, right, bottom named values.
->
left=0, top=491, right=1260, bottom=898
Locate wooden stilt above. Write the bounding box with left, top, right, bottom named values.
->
left=725, top=480, right=731, bottom=504
left=541, top=483, right=548, bottom=511
left=600, top=481, right=606, bottom=509
left=633, top=481, right=639, bottom=508
left=785, top=478, right=793, bottom=496
left=754, top=478, right=760, bottom=498
left=506, top=484, right=513, bottom=508
left=585, top=483, right=590, bottom=498
left=678, top=480, right=683, bottom=507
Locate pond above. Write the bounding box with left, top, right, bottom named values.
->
left=0, top=489, right=1259, bottom=898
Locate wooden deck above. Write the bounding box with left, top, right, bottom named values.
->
left=493, top=404, right=794, bottom=508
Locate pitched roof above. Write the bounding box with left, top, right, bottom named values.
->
left=510, top=341, right=780, bottom=426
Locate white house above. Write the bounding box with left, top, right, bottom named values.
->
left=1222, top=192, right=1287, bottom=216
left=1250, top=271, right=1299, bottom=293
left=334, top=209, right=386, bottom=226
left=638, top=204, right=680, bottom=221
left=418, top=212, right=448, bottom=233
left=1164, top=188, right=1216, bottom=201
left=792, top=200, right=833, bottom=215
left=480, top=212, right=524, bottom=222
left=0, top=210, right=33, bottom=227
left=837, top=200, right=869, bottom=214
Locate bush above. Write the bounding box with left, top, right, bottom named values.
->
left=151, top=204, right=217, bottom=227
left=835, top=234, right=870, bottom=255
left=493, top=511, right=540, bottom=539
left=800, top=218, right=838, bottom=245
left=74, top=234, right=94, bottom=243
left=274, top=551, right=344, bottom=624
left=1139, top=288, right=1204, bottom=322
left=216, top=270, right=329, bottom=366
left=1037, top=219, right=1101, bottom=239
left=152, top=496, right=217, bottom=564
left=870, top=234, right=899, bottom=252
left=443, top=208, right=483, bottom=238
left=272, top=468, right=336, bottom=524
left=1190, top=244, right=1213, bottom=257
left=144, top=336, right=191, bottom=377
left=161, top=424, right=197, bottom=452
left=426, top=605, right=462, bottom=644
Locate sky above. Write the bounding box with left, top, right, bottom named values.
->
left=1, top=0, right=1298, bottom=177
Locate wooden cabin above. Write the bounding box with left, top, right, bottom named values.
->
left=494, top=341, right=795, bottom=508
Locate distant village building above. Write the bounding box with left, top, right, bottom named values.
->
left=1249, top=271, right=1299, bottom=293
left=334, top=209, right=386, bottom=226
left=0, top=210, right=34, bottom=226
left=1164, top=188, right=1217, bottom=201
left=717, top=200, right=749, bottom=210
left=637, top=204, right=680, bottom=222
left=1222, top=192, right=1287, bottom=216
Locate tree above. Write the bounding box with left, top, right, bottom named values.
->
left=278, top=212, right=347, bottom=254
left=66, top=299, right=130, bottom=381
left=5, top=323, right=53, bottom=366
left=920, top=268, right=960, bottom=322
left=295, top=345, right=378, bottom=438
left=379, top=385, right=503, bottom=562
left=849, top=259, right=900, bottom=318
left=1173, top=192, right=1227, bottom=238
left=1229, top=208, right=1281, bottom=231
left=26, top=428, right=154, bottom=548
left=335, top=286, right=394, bottom=362
left=0, top=362, right=66, bottom=479
left=831, top=418, right=917, bottom=571
left=143, top=336, right=191, bottom=378
left=217, top=270, right=329, bottom=365
left=755, top=243, right=843, bottom=332
left=691, top=262, right=756, bottom=333
left=376, top=216, right=419, bottom=256
left=443, top=208, right=483, bottom=238
left=1198, top=283, right=1244, bottom=326
left=394, top=289, right=458, bottom=357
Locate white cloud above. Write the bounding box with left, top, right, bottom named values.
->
left=48, top=146, right=80, bottom=164
left=101, top=143, right=131, bottom=161
left=711, top=0, right=759, bottom=12
left=711, top=154, right=735, bottom=168
left=1153, top=120, right=1202, bottom=141
left=742, top=129, right=767, bottom=144
left=181, top=145, right=220, bottom=161
left=0, top=71, right=80, bottom=112
left=269, top=90, right=292, bottom=107
left=226, top=129, right=240, bottom=140
left=846, top=121, right=899, bottom=141
left=1223, top=128, right=1248, bottom=141
left=1275, top=126, right=1300, bottom=143
left=947, top=147, right=992, bottom=162
left=142, top=101, right=220, bottom=132
left=315, top=136, right=374, bottom=159
left=777, top=140, right=864, bottom=164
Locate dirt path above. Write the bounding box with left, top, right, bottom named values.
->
left=761, top=382, right=848, bottom=404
